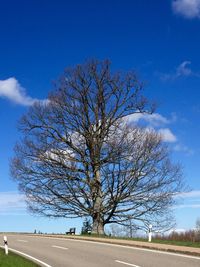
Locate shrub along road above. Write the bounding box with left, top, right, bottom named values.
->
left=0, top=234, right=200, bottom=267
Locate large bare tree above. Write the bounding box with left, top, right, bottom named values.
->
left=11, top=60, right=183, bottom=234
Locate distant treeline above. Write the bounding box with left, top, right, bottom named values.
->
left=154, top=230, right=200, bottom=243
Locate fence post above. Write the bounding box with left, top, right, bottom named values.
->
left=4, top=236, right=8, bottom=255
left=148, top=225, right=152, bottom=242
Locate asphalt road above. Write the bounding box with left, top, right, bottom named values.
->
left=1, top=234, right=200, bottom=267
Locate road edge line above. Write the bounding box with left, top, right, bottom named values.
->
left=0, top=245, right=52, bottom=267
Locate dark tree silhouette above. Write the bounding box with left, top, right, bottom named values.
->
left=11, top=60, right=183, bottom=234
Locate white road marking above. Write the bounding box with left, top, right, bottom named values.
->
left=25, top=235, right=200, bottom=261
left=115, top=260, right=141, bottom=267
left=17, top=239, right=28, bottom=242
left=0, top=246, right=52, bottom=267
left=52, top=245, right=68, bottom=250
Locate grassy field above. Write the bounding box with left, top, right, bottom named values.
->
left=0, top=248, right=40, bottom=267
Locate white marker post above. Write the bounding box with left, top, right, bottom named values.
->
left=4, top=236, right=8, bottom=255
left=148, top=224, right=152, bottom=242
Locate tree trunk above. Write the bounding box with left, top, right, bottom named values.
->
left=92, top=213, right=104, bottom=235
left=91, top=169, right=104, bottom=235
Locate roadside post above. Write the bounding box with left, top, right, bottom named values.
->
left=148, top=224, right=152, bottom=242
left=4, top=236, right=8, bottom=255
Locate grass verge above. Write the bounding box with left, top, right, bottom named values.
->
left=0, top=248, right=40, bottom=267
left=151, top=239, right=200, bottom=248
left=81, top=234, right=200, bottom=248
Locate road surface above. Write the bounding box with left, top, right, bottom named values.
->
left=1, top=234, right=200, bottom=267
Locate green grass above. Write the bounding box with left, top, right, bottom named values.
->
left=0, top=248, right=40, bottom=267
left=80, top=234, right=200, bottom=248
left=151, top=239, right=200, bottom=248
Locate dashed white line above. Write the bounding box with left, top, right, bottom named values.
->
left=17, top=239, right=28, bottom=242
left=0, top=246, right=52, bottom=267
left=27, top=235, right=200, bottom=261
left=115, top=260, right=141, bottom=267
left=52, top=245, right=68, bottom=250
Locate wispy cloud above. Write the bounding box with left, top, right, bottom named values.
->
left=174, top=190, right=200, bottom=209
left=0, top=191, right=26, bottom=215
left=172, top=0, right=200, bottom=19
left=175, top=204, right=200, bottom=209
left=173, top=144, right=194, bottom=155
left=0, top=77, right=47, bottom=106
left=159, top=61, right=196, bottom=81
left=176, top=61, right=192, bottom=76
left=177, top=190, right=200, bottom=198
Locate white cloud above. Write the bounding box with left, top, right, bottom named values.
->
left=172, top=0, right=200, bottom=19
left=125, top=113, right=169, bottom=127
left=126, top=112, right=193, bottom=152
left=158, top=128, right=177, bottom=143
left=125, top=113, right=178, bottom=143
left=0, top=77, right=47, bottom=106
left=159, top=61, right=193, bottom=81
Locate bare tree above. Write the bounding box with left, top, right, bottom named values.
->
left=11, top=59, right=183, bottom=234
left=109, top=224, right=125, bottom=237
left=196, top=218, right=200, bottom=240
left=196, top=218, right=200, bottom=231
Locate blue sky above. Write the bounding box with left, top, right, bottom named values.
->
left=0, top=0, right=200, bottom=234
